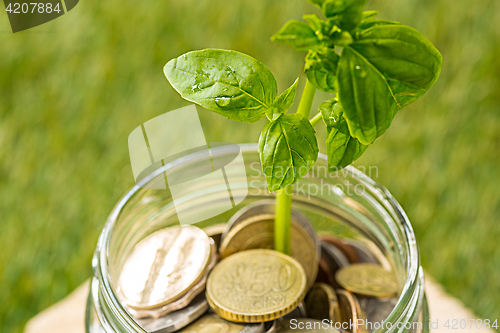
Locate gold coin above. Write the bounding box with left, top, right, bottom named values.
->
left=305, top=283, right=341, bottom=323
left=335, top=264, right=398, bottom=298
left=206, top=249, right=307, bottom=323
left=219, top=216, right=318, bottom=290
left=179, top=313, right=264, bottom=333
left=336, top=290, right=367, bottom=333
left=118, top=225, right=212, bottom=310
left=221, top=200, right=320, bottom=259
left=276, top=319, right=340, bottom=332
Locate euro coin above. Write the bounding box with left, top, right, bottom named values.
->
left=136, top=292, right=208, bottom=332
left=179, top=313, right=264, bottom=333
left=336, top=264, right=398, bottom=298
left=336, top=290, right=366, bottom=333
left=118, top=225, right=213, bottom=310
left=276, top=319, right=340, bottom=332
left=219, top=217, right=318, bottom=290
left=305, top=283, right=341, bottom=323
left=206, top=249, right=307, bottom=323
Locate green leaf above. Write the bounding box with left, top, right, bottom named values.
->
left=303, top=14, right=327, bottom=42
left=323, top=0, right=367, bottom=31
left=337, top=25, right=443, bottom=144
left=303, top=14, right=323, bottom=34
left=266, top=78, right=299, bottom=121
left=353, top=25, right=443, bottom=108
left=337, top=47, right=398, bottom=144
left=362, top=10, right=378, bottom=20
left=164, top=49, right=277, bottom=123
left=319, top=98, right=342, bottom=127
left=273, top=78, right=299, bottom=112
left=358, top=18, right=400, bottom=30
left=322, top=0, right=350, bottom=17
left=306, top=0, right=327, bottom=10
left=258, top=113, right=319, bottom=192
left=271, top=20, right=321, bottom=52
left=330, top=30, right=354, bottom=46
left=320, top=99, right=368, bottom=169
left=265, top=107, right=283, bottom=122
left=305, top=48, right=340, bottom=93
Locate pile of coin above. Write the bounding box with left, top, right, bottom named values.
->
left=117, top=201, right=399, bottom=333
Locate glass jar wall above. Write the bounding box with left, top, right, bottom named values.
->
left=86, top=144, right=429, bottom=333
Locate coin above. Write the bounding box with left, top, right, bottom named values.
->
left=283, top=302, right=307, bottom=320
left=129, top=243, right=217, bottom=319
left=342, top=240, right=379, bottom=264
left=206, top=249, right=307, bottom=323
left=319, top=235, right=359, bottom=263
left=275, top=319, right=340, bottom=332
left=219, top=217, right=318, bottom=290
left=335, top=264, right=398, bottom=298
left=305, top=283, right=341, bottom=323
left=316, top=241, right=351, bottom=288
left=179, top=313, right=264, bottom=333
left=264, top=321, right=277, bottom=333
left=358, top=296, right=398, bottom=325
left=336, top=290, right=366, bottom=333
left=221, top=200, right=321, bottom=259
left=118, top=225, right=213, bottom=310
left=136, top=292, right=208, bottom=333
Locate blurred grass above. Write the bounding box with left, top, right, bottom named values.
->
left=0, top=0, right=499, bottom=331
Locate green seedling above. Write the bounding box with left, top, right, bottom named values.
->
left=164, top=0, right=442, bottom=255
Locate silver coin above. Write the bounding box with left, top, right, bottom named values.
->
left=129, top=243, right=217, bottom=319
left=264, top=321, right=277, bottom=333
left=342, top=240, right=379, bottom=264
left=118, top=225, right=213, bottom=310
left=136, top=293, right=208, bottom=333
left=283, top=302, right=307, bottom=319
left=222, top=200, right=320, bottom=259
left=318, top=241, right=351, bottom=288
left=322, top=242, right=350, bottom=268
left=358, top=296, right=398, bottom=329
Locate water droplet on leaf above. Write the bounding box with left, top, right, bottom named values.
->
left=191, top=83, right=202, bottom=92
left=215, top=96, right=231, bottom=107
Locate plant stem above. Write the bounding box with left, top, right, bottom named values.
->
left=275, top=188, right=292, bottom=255
left=296, top=79, right=316, bottom=118
left=275, top=79, right=317, bottom=255
left=310, top=112, right=322, bottom=127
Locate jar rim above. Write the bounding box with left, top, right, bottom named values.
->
left=93, top=143, right=421, bottom=332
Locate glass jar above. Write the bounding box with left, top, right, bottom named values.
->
left=86, top=144, right=429, bottom=333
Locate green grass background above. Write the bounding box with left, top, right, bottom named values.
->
left=1, top=0, right=499, bottom=331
